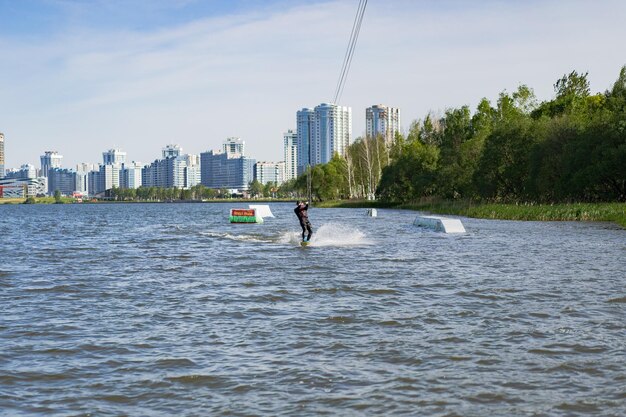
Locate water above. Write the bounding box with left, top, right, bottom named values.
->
left=1, top=202, right=625, bottom=416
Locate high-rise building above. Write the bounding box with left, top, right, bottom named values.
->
left=182, top=154, right=201, bottom=188
left=99, top=164, right=120, bottom=192
left=76, top=163, right=97, bottom=173
left=366, top=104, right=401, bottom=143
left=254, top=161, right=285, bottom=185
left=4, top=164, right=37, bottom=180
left=40, top=151, right=63, bottom=194
left=314, top=103, right=352, bottom=164
left=40, top=151, right=63, bottom=178
left=88, top=170, right=101, bottom=197
left=0, top=133, right=5, bottom=178
left=48, top=168, right=76, bottom=196
left=283, top=129, right=298, bottom=181
left=296, top=108, right=314, bottom=176
left=223, top=137, right=245, bottom=156
left=90, top=148, right=125, bottom=195
left=120, top=162, right=143, bottom=189
left=141, top=148, right=198, bottom=189
left=76, top=163, right=97, bottom=196
left=102, top=149, right=127, bottom=165
left=200, top=149, right=255, bottom=191
left=296, top=103, right=352, bottom=175
left=162, top=144, right=182, bottom=159
left=75, top=171, right=89, bottom=196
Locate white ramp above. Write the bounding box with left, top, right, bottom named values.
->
left=249, top=204, right=274, bottom=218
left=413, top=215, right=466, bottom=233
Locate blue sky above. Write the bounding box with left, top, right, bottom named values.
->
left=2, top=0, right=626, bottom=168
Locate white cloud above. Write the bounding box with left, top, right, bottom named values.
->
left=1, top=0, right=625, bottom=168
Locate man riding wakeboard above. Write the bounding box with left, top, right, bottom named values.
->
left=294, top=200, right=313, bottom=242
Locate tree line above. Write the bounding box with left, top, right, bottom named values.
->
left=108, top=181, right=290, bottom=201
left=288, top=66, right=626, bottom=203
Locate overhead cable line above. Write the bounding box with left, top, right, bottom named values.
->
left=332, top=0, right=367, bottom=104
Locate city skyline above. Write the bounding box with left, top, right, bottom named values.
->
left=2, top=1, right=626, bottom=168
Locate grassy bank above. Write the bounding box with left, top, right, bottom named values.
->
left=315, top=200, right=626, bottom=228
left=0, top=197, right=77, bottom=204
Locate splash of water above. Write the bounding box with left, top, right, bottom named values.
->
left=279, top=222, right=371, bottom=247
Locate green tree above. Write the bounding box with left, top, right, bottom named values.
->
left=377, top=138, right=439, bottom=203
left=53, top=189, right=62, bottom=204
left=248, top=180, right=264, bottom=198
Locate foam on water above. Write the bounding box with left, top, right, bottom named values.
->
left=279, top=222, right=372, bottom=247
left=200, top=230, right=274, bottom=244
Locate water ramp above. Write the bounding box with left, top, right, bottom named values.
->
left=249, top=204, right=274, bottom=218
left=413, top=215, right=465, bottom=233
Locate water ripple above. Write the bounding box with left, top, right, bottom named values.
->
left=0, top=203, right=625, bottom=416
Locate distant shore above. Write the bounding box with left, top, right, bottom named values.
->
left=0, top=197, right=294, bottom=205
left=3, top=197, right=624, bottom=228
left=315, top=199, right=626, bottom=229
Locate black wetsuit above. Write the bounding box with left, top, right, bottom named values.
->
left=294, top=203, right=313, bottom=241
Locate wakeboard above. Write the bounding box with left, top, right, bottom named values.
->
left=300, top=240, right=311, bottom=247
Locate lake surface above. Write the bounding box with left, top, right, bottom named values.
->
left=1, top=202, right=625, bottom=416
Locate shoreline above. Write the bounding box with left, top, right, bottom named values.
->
left=315, top=200, right=626, bottom=229
left=3, top=197, right=624, bottom=228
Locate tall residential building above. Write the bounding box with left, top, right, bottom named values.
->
left=366, top=104, right=401, bottom=143
left=40, top=151, right=63, bottom=177
left=75, top=171, right=89, bottom=196
left=141, top=149, right=197, bottom=189
left=296, top=103, right=352, bottom=175
left=4, top=164, right=37, bottom=180
left=88, top=170, right=101, bottom=197
left=182, top=154, right=201, bottom=188
left=102, top=149, right=127, bottom=165
left=223, top=137, right=245, bottom=156
left=254, top=161, right=285, bottom=185
left=91, top=148, right=125, bottom=194
left=48, top=168, right=76, bottom=196
left=0, top=133, right=5, bottom=178
left=200, top=143, right=255, bottom=191
left=314, top=103, right=352, bottom=164
left=40, top=151, right=63, bottom=194
left=99, top=164, right=120, bottom=193
left=162, top=144, right=182, bottom=159
left=76, top=163, right=98, bottom=173
left=120, top=162, right=143, bottom=189
left=283, top=129, right=298, bottom=181
left=296, top=108, right=315, bottom=176
left=76, top=163, right=97, bottom=196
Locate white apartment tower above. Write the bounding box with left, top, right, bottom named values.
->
left=296, top=103, right=351, bottom=176
left=296, top=108, right=315, bottom=176
left=313, top=103, right=351, bottom=165
left=255, top=161, right=285, bottom=185
left=366, top=104, right=401, bottom=143
left=102, top=149, right=127, bottom=165
left=162, top=144, right=182, bottom=159
left=223, top=137, right=245, bottom=156
left=40, top=151, right=63, bottom=177
left=283, top=129, right=298, bottom=181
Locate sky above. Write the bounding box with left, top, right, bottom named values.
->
left=1, top=0, right=626, bottom=169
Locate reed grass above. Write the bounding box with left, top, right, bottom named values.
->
left=315, top=200, right=626, bottom=228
